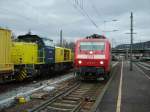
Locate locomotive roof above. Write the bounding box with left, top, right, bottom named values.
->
left=18, top=33, right=53, bottom=47
left=76, top=34, right=109, bottom=43
left=0, top=28, right=11, bottom=32
left=18, top=34, right=53, bottom=42
left=77, top=38, right=109, bottom=42
left=55, top=46, right=71, bottom=50
left=86, top=34, right=106, bottom=39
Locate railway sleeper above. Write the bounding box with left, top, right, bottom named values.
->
left=68, top=95, right=83, bottom=98
left=72, top=91, right=87, bottom=94
left=71, top=92, right=85, bottom=95
left=60, top=99, right=78, bottom=104
left=81, top=102, right=95, bottom=111
left=47, top=106, right=72, bottom=112
left=74, top=89, right=90, bottom=93
left=63, top=96, right=81, bottom=101
left=51, top=102, right=76, bottom=109
left=76, top=88, right=91, bottom=91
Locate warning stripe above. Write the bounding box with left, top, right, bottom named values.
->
left=16, top=69, right=27, bottom=81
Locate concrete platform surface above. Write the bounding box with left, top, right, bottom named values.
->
left=96, top=61, right=150, bottom=112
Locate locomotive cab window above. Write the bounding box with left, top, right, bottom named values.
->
left=43, top=39, right=54, bottom=47
left=80, top=42, right=105, bottom=51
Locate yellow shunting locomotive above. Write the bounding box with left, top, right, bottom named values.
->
left=55, top=47, right=73, bottom=71
left=11, top=42, right=43, bottom=81
left=0, top=28, right=73, bottom=82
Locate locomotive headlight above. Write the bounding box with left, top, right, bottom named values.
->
left=78, top=60, right=82, bottom=64
left=89, top=51, right=93, bottom=54
left=100, top=61, right=104, bottom=65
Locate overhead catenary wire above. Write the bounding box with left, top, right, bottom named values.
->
left=68, top=0, right=99, bottom=29
left=68, top=0, right=87, bottom=19
left=75, top=0, right=83, bottom=9
left=90, top=2, right=101, bottom=18
left=76, top=4, right=99, bottom=28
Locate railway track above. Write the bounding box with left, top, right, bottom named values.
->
left=2, top=63, right=119, bottom=112
left=28, top=63, right=119, bottom=112
left=29, top=81, right=105, bottom=112
left=135, top=61, right=150, bottom=75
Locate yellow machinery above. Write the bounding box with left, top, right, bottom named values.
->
left=0, top=28, right=14, bottom=82
left=55, top=47, right=72, bottom=63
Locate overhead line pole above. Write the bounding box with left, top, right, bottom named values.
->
left=125, top=12, right=137, bottom=71
left=60, top=29, right=63, bottom=47
left=130, top=12, right=133, bottom=71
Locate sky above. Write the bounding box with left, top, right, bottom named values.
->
left=0, top=0, right=150, bottom=46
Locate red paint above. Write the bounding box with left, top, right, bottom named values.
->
left=74, top=36, right=111, bottom=75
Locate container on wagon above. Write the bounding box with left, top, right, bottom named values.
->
left=0, top=28, right=14, bottom=74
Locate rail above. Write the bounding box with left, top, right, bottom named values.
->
left=134, top=61, right=150, bottom=75
left=29, top=82, right=80, bottom=112
left=28, top=62, right=119, bottom=112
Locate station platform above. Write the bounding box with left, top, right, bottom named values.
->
left=96, top=61, right=150, bottom=112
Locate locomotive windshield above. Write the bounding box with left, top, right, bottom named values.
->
left=80, top=42, right=105, bottom=51
left=43, top=39, right=54, bottom=47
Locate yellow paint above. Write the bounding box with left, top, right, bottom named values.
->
left=71, top=52, right=74, bottom=61
left=55, top=47, right=72, bottom=63
left=11, top=42, right=39, bottom=64
left=0, top=28, right=14, bottom=72
left=16, top=69, right=27, bottom=81
left=18, top=96, right=26, bottom=104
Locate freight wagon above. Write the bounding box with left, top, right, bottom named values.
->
left=0, top=28, right=14, bottom=83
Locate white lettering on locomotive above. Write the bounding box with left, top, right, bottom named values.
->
left=77, top=54, right=105, bottom=59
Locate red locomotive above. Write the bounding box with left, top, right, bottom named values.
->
left=74, top=34, right=111, bottom=80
